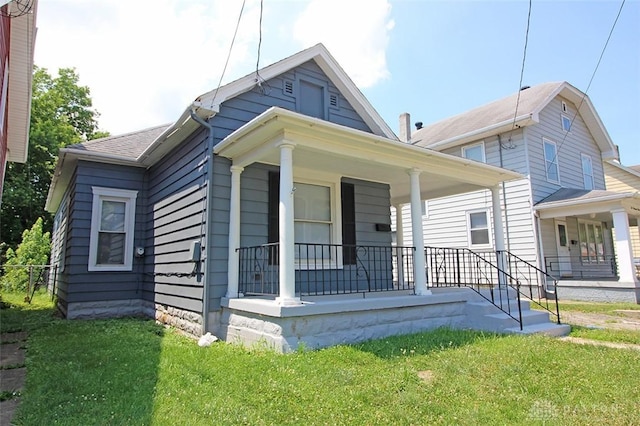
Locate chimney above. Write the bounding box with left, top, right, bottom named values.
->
left=399, top=112, right=411, bottom=143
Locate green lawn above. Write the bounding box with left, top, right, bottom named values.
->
left=2, top=292, right=640, bottom=425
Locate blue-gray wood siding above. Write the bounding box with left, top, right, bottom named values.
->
left=59, top=161, right=146, bottom=305
left=144, top=126, right=209, bottom=314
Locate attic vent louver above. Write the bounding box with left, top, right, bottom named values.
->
left=329, top=94, right=338, bottom=108
left=284, top=80, right=294, bottom=96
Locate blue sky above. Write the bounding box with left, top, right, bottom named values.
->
left=36, top=0, right=639, bottom=165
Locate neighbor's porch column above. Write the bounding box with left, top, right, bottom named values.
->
left=394, top=204, right=405, bottom=288
left=226, top=165, right=244, bottom=298
left=611, top=208, right=637, bottom=283
left=276, top=142, right=301, bottom=305
left=490, top=185, right=507, bottom=287
left=408, top=169, right=430, bottom=295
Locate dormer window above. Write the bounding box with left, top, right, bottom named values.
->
left=561, top=114, right=572, bottom=132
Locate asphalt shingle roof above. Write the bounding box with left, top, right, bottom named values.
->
left=411, top=82, right=564, bottom=148
left=66, top=124, right=170, bottom=160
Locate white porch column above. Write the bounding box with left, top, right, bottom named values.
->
left=611, top=208, right=637, bottom=283
left=276, top=142, right=301, bottom=305
left=408, top=169, right=430, bottom=295
left=226, top=165, right=244, bottom=298
left=394, top=204, right=405, bottom=288
left=490, top=185, right=507, bottom=287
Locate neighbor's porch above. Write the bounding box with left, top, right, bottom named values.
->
left=535, top=189, right=640, bottom=302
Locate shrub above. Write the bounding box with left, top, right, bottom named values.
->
left=1, top=218, right=51, bottom=292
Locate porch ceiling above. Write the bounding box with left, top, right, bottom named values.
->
left=214, top=107, right=522, bottom=205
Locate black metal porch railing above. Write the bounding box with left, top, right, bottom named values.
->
left=236, top=243, right=415, bottom=298
left=544, top=255, right=618, bottom=280
left=425, top=246, right=524, bottom=329
left=499, top=251, right=560, bottom=325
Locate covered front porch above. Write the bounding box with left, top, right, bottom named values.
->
left=535, top=188, right=640, bottom=302
left=208, top=107, right=563, bottom=351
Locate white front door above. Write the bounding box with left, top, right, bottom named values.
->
left=554, top=219, right=572, bottom=277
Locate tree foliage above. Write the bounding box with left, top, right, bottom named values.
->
left=1, top=66, right=107, bottom=255
left=1, top=218, right=51, bottom=291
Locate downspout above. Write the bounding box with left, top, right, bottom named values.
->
left=497, top=134, right=512, bottom=253
left=190, top=108, right=215, bottom=335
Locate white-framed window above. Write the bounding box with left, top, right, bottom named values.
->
left=466, top=209, right=492, bottom=248
left=292, top=174, right=342, bottom=269
left=578, top=220, right=606, bottom=263
left=88, top=187, right=138, bottom=271
left=561, top=114, right=572, bottom=132
left=561, top=101, right=568, bottom=113
left=581, top=154, right=594, bottom=190
left=543, top=138, right=560, bottom=184
left=462, top=142, right=486, bottom=163
left=421, top=200, right=429, bottom=218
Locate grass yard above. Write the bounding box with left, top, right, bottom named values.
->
left=2, top=291, right=640, bottom=425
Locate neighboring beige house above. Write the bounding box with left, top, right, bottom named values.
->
left=604, top=160, right=640, bottom=264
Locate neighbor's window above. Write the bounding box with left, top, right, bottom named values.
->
left=462, top=142, right=486, bottom=163
left=88, top=187, right=138, bottom=271
left=581, top=154, right=594, bottom=190
left=467, top=210, right=491, bottom=247
left=561, top=114, right=572, bottom=132
left=578, top=220, right=605, bottom=263
left=543, top=138, right=560, bottom=183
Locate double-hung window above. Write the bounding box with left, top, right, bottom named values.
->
left=268, top=172, right=355, bottom=268
left=543, top=138, right=560, bottom=184
left=88, top=187, right=138, bottom=271
left=581, top=154, right=594, bottom=190
left=467, top=209, right=491, bottom=248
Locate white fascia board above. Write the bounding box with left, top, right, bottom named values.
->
left=534, top=192, right=640, bottom=219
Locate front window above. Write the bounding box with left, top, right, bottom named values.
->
left=88, top=187, right=137, bottom=271
left=581, top=154, right=594, bottom=190
left=462, top=142, right=486, bottom=163
left=467, top=210, right=491, bottom=247
left=543, top=138, right=560, bottom=184
left=294, top=182, right=332, bottom=260
left=578, top=221, right=605, bottom=263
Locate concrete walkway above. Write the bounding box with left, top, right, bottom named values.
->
left=560, top=336, right=640, bottom=352
left=0, top=331, right=27, bottom=426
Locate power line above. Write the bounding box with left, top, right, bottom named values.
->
left=553, top=0, right=626, bottom=163
left=209, top=0, right=247, bottom=106
left=508, top=0, right=533, bottom=140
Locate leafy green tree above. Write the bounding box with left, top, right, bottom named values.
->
left=1, top=67, right=107, bottom=254
left=1, top=218, right=51, bottom=292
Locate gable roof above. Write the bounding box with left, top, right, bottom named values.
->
left=138, top=43, right=397, bottom=165
left=411, top=81, right=618, bottom=160
left=46, top=44, right=397, bottom=212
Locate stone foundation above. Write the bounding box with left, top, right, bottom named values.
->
left=155, top=304, right=203, bottom=337
left=66, top=299, right=155, bottom=320
left=219, top=291, right=469, bottom=352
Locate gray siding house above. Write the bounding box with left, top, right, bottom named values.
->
left=405, top=82, right=640, bottom=303
left=46, top=45, right=566, bottom=351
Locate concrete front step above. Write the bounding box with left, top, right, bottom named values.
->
left=506, top=322, right=571, bottom=336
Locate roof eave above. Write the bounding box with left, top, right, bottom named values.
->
left=417, top=114, right=536, bottom=150
left=5, top=1, right=38, bottom=163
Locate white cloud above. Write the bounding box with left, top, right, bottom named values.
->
left=35, top=0, right=263, bottom=134
left=292, top=0, right=394, bottom=88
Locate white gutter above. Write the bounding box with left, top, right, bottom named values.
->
left=414, top=113, right=536, bottom=151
